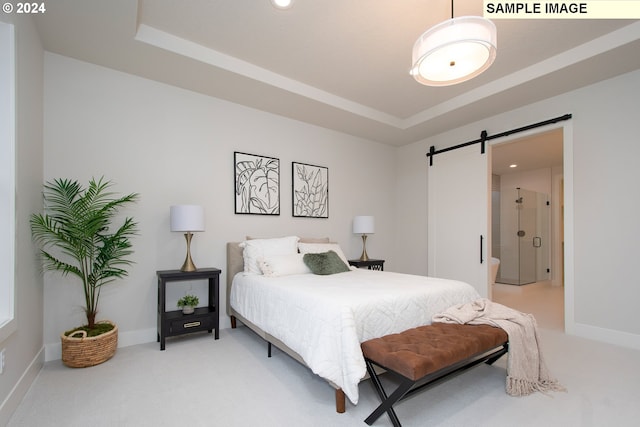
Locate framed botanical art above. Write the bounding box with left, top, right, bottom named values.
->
left=292, top=162, right=328, bottom=218
left=234, top=151, right=280, bottom=215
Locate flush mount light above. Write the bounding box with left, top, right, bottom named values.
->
left=271, top=0, right=293, bottom=9
left=510, top=164, right=518, bottom=168
left=411, top=2, right=497, bottom=86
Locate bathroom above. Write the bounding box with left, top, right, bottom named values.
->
left=491, top=130, right=564, bottom=288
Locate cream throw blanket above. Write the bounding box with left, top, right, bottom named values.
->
left=432, top=298, right=565, bottom=396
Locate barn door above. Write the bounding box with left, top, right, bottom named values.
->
left=427, top=144, right=490, bottom=297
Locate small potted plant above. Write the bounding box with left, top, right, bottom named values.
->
left=177, top=294, right=199, bottom=314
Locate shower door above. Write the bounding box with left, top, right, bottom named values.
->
left=497, top=187, right=550, bottom=285
left=517, top=188, right=537, bottom=284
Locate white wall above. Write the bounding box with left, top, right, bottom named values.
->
left=0, top=15, right=44, bottom=426
left=500, top=168, right=553, bottom=195
left=396, top=69, right=640, bottom=349
left=42, top=53, right=397, bottom=359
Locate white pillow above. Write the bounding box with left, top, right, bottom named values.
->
left=297, top=242, right=350, bottom=266
left=259, top=253, right=312, bottom=277
left=239, top=236, right=300, bottom=274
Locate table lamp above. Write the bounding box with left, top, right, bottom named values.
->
left=170, top=205, right=205, bottom=272
left=353, top=215, right=375, bottom=261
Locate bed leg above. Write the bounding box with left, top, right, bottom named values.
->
left=230, top=316, right=237, bottom=329
left=335, top=388, right=346, bottom=413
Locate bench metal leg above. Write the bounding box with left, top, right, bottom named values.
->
left=365, top=359, right=414, bottom=427
left=485, top=343, right=508, bottom=365
left=363, top=344, right=508, bottom=427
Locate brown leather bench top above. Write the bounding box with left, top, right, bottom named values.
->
left=361, top=323, right=508, bottom=381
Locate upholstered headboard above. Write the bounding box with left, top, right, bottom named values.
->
left=226, top=242, right=244, bottom=317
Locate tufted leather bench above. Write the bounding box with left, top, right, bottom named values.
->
left=361, top=323, right=508, bottom=427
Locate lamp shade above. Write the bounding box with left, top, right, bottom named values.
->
left=170, top=205, right=205, bottom=232
left=353, top=216, right=375, bottom=234
left=411, top=16, right=497, bottom=86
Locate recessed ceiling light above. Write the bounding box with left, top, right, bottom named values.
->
left=271, top=0, right=293, bottom=9
left=510, top=164, right=518, bottom=168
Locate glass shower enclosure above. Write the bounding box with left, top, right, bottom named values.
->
left=496, top=187, right=550, bottom=285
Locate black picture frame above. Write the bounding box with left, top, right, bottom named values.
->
left=292, top=162, right=328, bottom=218
left=234, top=151, right=280, bottom=215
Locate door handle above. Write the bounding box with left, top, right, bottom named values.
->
left=480, top=235, right=484, bottom=264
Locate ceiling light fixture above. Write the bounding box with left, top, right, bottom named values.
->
left=411, top=0, right=497, bottom=86
left=271, top=0, right=293, bottom=9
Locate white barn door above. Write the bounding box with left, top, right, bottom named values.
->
left=427, top=144, right=490, bottom=297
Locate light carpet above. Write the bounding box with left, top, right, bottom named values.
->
left=8, top=322, right=640, bottom=427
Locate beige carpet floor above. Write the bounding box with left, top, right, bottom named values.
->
left=8, top=282, right=640, bottom=426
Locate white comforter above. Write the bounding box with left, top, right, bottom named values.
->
left=230, top=268, right=480, bottom=404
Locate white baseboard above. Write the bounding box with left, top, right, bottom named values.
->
left=566, top=321, right=640, bottom=350
left=43, top=323, right=233, bottom=361
left=0, top=347, right=44, bottom=426
left=117, top=327, right=157, bottom=348
left=44, top=327, right=158, bottom=362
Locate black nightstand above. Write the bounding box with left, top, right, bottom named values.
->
left=348, top=259, right=385, bottom=271
left=157, top=268, right=221, bottom=350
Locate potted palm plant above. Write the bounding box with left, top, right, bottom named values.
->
left=30, top=177, right=139, bottom=367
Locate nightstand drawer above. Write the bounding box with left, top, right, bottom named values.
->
left=168, top=310, right=215, bottom=335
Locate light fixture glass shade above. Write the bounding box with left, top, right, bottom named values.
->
left=353, top=216, right=375, bottom=235
left=170, top=205, right=205, bottom=232
left=271, top=0, right=293, bottom=9
left=411, top=16, right=497, bottom=86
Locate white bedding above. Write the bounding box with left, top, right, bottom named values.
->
left=230, top=268, right=480, bottom=404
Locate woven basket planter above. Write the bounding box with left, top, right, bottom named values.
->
left=61, top=320, right=118, bottom=368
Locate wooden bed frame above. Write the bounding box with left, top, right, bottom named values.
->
left=225, top=242, right=347, bottom=413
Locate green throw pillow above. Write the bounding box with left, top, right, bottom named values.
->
left=303, top=251, right=350, bottom=275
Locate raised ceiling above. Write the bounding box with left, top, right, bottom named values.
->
left=33, top=0, right=640, bottom=146
left=491, top=129, right=564, bottom=176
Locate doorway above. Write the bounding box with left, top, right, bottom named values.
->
left=490, top=127, right=565, bottom=327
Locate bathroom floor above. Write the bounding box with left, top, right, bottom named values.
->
left=493, top=280, right=564, bottom=330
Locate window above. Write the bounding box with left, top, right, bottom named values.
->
left=0, top=21, right=16, bottom=342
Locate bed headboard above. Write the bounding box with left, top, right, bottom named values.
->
left=226, top=242, right=244, bottom=316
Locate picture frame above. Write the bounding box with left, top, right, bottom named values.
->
left=234, top=151, right=280, bottom=215
left=292, top=162, right=328, bottom=218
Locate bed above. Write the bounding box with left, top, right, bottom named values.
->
left=226, top=236, right=480, bottom=413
